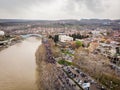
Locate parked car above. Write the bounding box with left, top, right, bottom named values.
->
left=78, top=80, right=82, bottom=85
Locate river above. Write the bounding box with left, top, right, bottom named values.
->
left=0, top=37, right=41, bottom=90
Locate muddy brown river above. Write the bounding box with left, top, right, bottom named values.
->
left=0, top=37, right=41, bottom=90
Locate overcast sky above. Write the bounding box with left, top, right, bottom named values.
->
left=0, top=0, right=120, bottom=20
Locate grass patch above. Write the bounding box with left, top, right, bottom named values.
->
left=62, top=50, right=74, bottom=56
left=58, top=60, right=72, bottom=66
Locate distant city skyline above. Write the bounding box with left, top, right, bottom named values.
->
left=0, top=0, right=120, bottom=20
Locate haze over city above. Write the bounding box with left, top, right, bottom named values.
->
left=0, top=0, right=120, bottom=20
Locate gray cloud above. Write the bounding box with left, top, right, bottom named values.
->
left=82, top=0, right=104, bottom=12
left=0, top=0, right=119, bottom=19
left=64, top=0, right=105, bottom=13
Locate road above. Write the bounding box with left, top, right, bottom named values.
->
left=63, top=66, right=106, bottom=90
left=42, top=38, right=56, bottom=64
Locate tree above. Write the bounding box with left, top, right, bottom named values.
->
left=48, top=35, right=53, bottom=39
left=54, top=35, right=59, bottom=43
left=70, top=33, right=89, bottom=40
left=75, top=41, right=83, bottom=48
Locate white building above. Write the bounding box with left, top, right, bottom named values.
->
left=91, top=30, right=101, bottom=36
left=97, top=43, right=118, bottom=57
left=110, top=47, right=116, bottom=56
left=0, top=30, right=5, bottom=36
left=59, top=35, right=73, bottom=42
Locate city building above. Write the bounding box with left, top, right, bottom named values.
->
left=0, top=30, right=5, bottom=36
left=59, top=35, right=73, bottom=42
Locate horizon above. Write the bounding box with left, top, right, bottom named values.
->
left=0, top=18, right=120, bottom=21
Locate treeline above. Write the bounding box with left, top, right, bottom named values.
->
left=69, top=33, right=89, bottom=40
left=48, top=33, right=89, bottom=43
left=48, top=35, right=59, bottom=43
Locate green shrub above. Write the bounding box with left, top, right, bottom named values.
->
left=58, top=60, right=72, bottom=66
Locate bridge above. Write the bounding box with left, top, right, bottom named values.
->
left=20, top=34, right=43, bottom=38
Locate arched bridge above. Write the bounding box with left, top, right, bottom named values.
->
left=21, top=34, right=43, bottom=38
